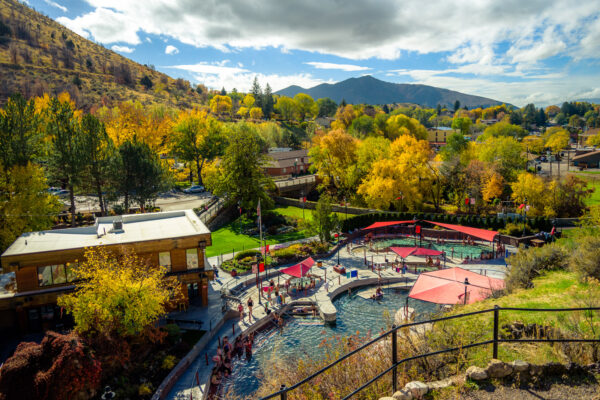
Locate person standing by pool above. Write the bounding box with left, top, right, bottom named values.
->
left=247, top=297, right=254, bottom=322
left=238, top=302, right=244, bottom=322
left=244, top=336, right=253, bottom=361
left=324, top=280, right=330, bottom=292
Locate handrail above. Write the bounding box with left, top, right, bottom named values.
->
left=260, top=306, right=600, bottom=400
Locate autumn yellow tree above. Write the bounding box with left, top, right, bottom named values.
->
left=482, top=173, right=504, bottom=203
left=544, top=127, right=569, bottom=153
left=331, top=105, right=357, bottom=130
left=294, top=93, right=317, bottom=121
left=249, top=107, right=264, bottom=120
left=385, top=114, right=427, bottom=140
left=274, top=96, right=297, bottom=121
left=58, top=246, right=182, bottom=338
left=209, top=95, right=232, bottom=115
left=358, top=135, right=432, bottom=210
left=510, top=172, right=547, bottom=216
left=237, top=106, right=249, bottom=118
left=242, top=94, right=255, bottom=109
left=308, top=129, right=358, bottom=197
left=522, top=135, right=545, bottom=154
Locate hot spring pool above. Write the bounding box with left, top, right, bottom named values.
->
left=360, top=237, right=493, bottom=260
left=221, top=286, right=439, bottom=398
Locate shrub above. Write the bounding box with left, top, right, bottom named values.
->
left=234, top=249, right=261, bottom=261
left=498, top=222, right=534, bottom=236
left=505, top=243, right=569, bottom=291
left=138, top=383, right=153, bottom=396
left=570, top=236, right=600, bottom=280
left=161, top=355, right=177, bottom=370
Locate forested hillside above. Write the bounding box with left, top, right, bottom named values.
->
left=0, top=0, right=205, bottom=110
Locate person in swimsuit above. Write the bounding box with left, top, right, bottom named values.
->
left=247, top=297, right=254, bottom=322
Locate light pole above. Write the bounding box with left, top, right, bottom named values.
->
left=294, top=158, right=298, bottom=177
left=522, top=197, right=528, bottom=237
left=463, top=277, right=470, bottom=305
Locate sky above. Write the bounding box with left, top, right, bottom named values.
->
left=25, top=0, right=600, bottom=107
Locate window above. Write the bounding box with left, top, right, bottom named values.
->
left=38, top=264, right=67, bottom=286
left=38, top=266, right=53, bottom=286
left=159, top=251, right=172, bottom=272
left=282, top=167, right=286, bottom=173
left=65, top=263, right=77, bottom=282
left=186, top=248, right=198, bottom=270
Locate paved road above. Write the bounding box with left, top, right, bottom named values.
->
left=57, top=191, right=212, bottom=213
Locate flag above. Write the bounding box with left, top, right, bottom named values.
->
left=518, top=203, right=525, bottom=209
left=259, top=262, right=265, bottom=272
left=465, top=198, right=469, bottom=205
left=415, top=225, right=421, bottom=234
left=550, top=227, right=556, bottom=235
left=265, top=244, right=270, bottom=252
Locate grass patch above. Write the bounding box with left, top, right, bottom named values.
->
left=273, top=205, right=350, bottom=220
left=571, top=173, right=600, bottom=206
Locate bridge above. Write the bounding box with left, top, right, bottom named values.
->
left=274, top=174, right=317, bottom=196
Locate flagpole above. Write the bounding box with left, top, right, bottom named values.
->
left=258, top=199, right=263, bottom=305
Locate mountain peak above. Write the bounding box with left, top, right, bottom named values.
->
left=276, top=76, right=508, bottom=108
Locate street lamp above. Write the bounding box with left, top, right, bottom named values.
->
left=463, top=277, right=470, bottom=305
left=294, top=158, right=299, bottom=177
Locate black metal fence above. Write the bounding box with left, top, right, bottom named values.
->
left=260, top=306, right=600, bottom=400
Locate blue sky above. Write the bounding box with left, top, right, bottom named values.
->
left=26, top=0, right=600, bottom=107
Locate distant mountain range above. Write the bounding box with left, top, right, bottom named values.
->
left=276, top=76, right=509, bottom=109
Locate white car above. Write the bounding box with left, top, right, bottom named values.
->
left=183, top=185, right=205, bottom=194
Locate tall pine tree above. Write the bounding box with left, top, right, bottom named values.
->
left=251, top=77, right=263, bottom=110
left=262, top=83, right=274, bottom=118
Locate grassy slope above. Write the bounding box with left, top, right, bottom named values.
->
left=206, top=205, right=347, bottom=257
left=570, top=172, right=600, bottom=206
left=444, top=270, right=600, bottom=366
left=0, top=0, right=204, bottom=109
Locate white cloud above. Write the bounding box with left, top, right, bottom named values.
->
left=305, top=62, right=370, bottom=71
left=165, top=45, right=179, bottom=55
left=43, top=0, right=67, bottom=12
left=57, top=7, right=140, bottom=44
left=145, top=37, right=152, bottom=43
left=111, top=45, right=135, bottom=53
left=166, top=62, right=333, bottom=92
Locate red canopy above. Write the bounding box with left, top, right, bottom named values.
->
left=362, top=221, right=415, bottom=230
left=390, top=246, right=444, bottom=258
left=425, top=221, right=498, bottom=242
left=281, top=257, right=315, bottom=278
left=409, top=267, right=505, bottom=304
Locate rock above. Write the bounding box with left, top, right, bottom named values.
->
left=486, top=359, right=513, bottom=378
left=543, top=362, right=567, bottom=376
left=404, top=381, right=428, bottom=397
left=466, top=366, right=488, bottom=381
left=511, top=360, right=529, bottom=372
left=378, top=397, right=395, bottom=400
left=392, top=389, right=413, bottom=399
left=427, top=378, right=453, bottom=391
left=529, top=364, right=543, bottom=376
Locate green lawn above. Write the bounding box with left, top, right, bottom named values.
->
left=585, top=179, right=600, bottom=206
left=272, top=205, right=350, bottom=220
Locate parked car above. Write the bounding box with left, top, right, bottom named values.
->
left=53, top=189, right=70, bottom=196
left=183, top=185, right=205, bottom=194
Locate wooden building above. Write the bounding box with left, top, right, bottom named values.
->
left=0, top=210, right=212, bottom=335
left=265, top=149, right=311, bottom=177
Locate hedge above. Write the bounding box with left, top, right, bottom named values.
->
left=341, top=212, right=553, bottom=233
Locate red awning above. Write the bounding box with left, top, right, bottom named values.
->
left=281, top=257, right=315, bottom=278
left=409, top=267, right=505, bottom=304
left=362, top=221, right=416, bottom=230
left=425, top=221, right=498, bottom=242
left=391, top=247, right=444, bottom=258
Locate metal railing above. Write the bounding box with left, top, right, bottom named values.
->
left=198, top=197, right=227, bottom=224
left=260, top=306, right=600, bottom=400
left=274, top=175, right=316, bottom=189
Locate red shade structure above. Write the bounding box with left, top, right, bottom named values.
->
left=281, top=257, right=315, bottom=278
left=424, top=221, right=498, bottom=242
left=390, top=246, right=444, bottom=258
left=361, top=221, right=416, bottom=230
left=409, top=267, right=505, bottom=305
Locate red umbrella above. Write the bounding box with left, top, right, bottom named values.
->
left=409, top=267, right=504, bottom=305
left=390, top=247, right=443, bottom=258
left=281, top=257, right=315, bottom=278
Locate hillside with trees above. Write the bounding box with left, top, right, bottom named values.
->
left=0, top=0, right=206, bottom=110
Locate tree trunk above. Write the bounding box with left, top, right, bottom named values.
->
left=96, top=183, right=105, bottom=216
left=124, top=193, right=129, bottom=214
left=195, top=157, right=204, bottom=186
left=69, top=184, right=76, bottom=227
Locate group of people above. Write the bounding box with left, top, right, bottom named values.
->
left=210, top=332, right=256, bottom=394
left=371, top=286, right=384, bottom=300
left=426, top=256, right=442, bottom=268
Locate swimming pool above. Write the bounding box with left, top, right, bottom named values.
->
left=221, top=287, right=439, bottom=398
left=369, top=237, right=493, bottom=259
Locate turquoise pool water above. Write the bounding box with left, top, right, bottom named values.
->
left=221, top=287, right=439, bottom=398
left=372, top=237, right=493, bottom=259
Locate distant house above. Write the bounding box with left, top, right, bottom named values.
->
left=572, top=150, right=600, bottom=168
left=315, top=117, right=335, bottom=128
left=480, top=119, right=499, bottom=125
left=265, top=149, right=311, bottom=177
left=577, top=128, right=599, bottom=147
left=427, top=126, right=457, bottom=144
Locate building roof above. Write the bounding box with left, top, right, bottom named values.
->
left=265, top=149, right=310, bottom=169
left=572, top=150, right=600, bottom=161
left=1, top=210, right=210, bottom=258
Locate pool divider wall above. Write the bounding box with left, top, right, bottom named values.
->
left=318, top=276, right=415, bottom=323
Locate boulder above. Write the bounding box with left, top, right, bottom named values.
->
left=404, top=381, right=428, bottom=397
left=466, top=366, right=488, bottom=381
left=486, top=359, right=513, bottom=378
left=427, top=378, right=453, bottom=391
left=511, top=360, right=529, bottom=373
left=378, top=397, right=395, bottom=400
left=529, top=364, right=543, bottom=376
left=392, top=389, right=413, bottom=400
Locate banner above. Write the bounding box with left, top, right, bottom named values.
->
left=259, top=262, right=265, bottom=272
